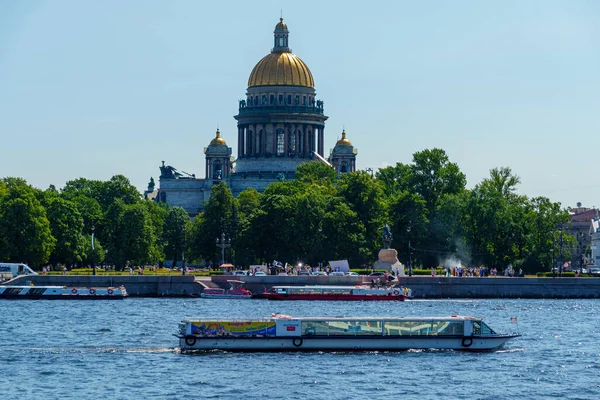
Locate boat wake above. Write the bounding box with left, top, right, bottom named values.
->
left=0, top=346, right=177, bottom=354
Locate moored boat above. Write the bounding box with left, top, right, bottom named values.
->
left=176, top=314, right=520, bottom=352
left=254, top=285, right=412, bottom=301
left=200, top=280, right=252, bottom=299
left=0, top=285, right=128, bottom=300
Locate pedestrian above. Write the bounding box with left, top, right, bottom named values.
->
left=62, top=266, right=67, bottom=276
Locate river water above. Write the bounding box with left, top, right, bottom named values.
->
left=0, top=298, right=598, bottom=399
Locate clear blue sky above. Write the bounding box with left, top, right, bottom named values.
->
left=1, top=0, right=599, bottom=209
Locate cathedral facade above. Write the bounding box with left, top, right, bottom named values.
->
left=153, top=19, right=357, bottom=217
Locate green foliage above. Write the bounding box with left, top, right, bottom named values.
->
left=46, top=197, right=86, bottom=266
left=0, top=178, right=55, bottom=267
left=162, top=207, right=189, bottom=262
left=336, top=171, right=387, bottom=263
left=117, top=202, right=157, bottom=266
left=296, top=161, right=337, bottom=187
left=0, top=147, right=573, bottom=274
left=187, top=182, right=237, bottom=264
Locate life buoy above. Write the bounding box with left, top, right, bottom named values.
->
left=461, top=337, right=473, bottom=347
left=107, top=288, right=114, bottom=295
left=185, top=336, right=197, bottom=346
left=292, top=338, right=303, bottom=347
left=89, top=288, right=96, bottom=295
left=393, top=290, right=400, bottom=295
left=71, top=288, right=77, bottom=294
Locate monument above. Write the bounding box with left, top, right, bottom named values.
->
left=373, top=224, right=405, bottom=276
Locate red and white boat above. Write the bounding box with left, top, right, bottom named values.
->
left=255, top=285, right=411, bottom=301
left=201, top=280, right=252, bottom=299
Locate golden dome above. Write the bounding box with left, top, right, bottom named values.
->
left=210, top=129, right=226, bottom=146
left=336, top=130, right=352, bottom=146
left=275, top=17, right=287, bottom=30
left=248, top=52, right=314, bottom=88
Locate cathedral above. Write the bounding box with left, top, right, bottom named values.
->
left=151, top=18, right=358, bottom=217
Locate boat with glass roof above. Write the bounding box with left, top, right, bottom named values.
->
left=176, top=314, right=519, bottom=352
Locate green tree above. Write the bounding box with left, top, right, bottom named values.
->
left=187, top=182, right=237, bottom=265
left=118, top=202, right=156, bottom=267
left=0, top=178, right=55, bottom=267
left=46, top=197, right=86, bottom=267
left=409, top=148, right=466, bottom=212
left=163, top=206, right=189, bottom=263
left=296, top=161, right=337, bottom=188
left=376, top=163, right=412, bottom=197
left=336, top=171, right=387, bottom=263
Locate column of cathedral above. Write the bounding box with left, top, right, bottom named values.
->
left=237, top=123, right=326, bottom=158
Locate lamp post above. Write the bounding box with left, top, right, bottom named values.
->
left=181, top=224, right=186, bottom=275
left=366, top=167, right=374, bottom=177
left=91, top=223, right=96, bottom=276
left=578, top=231, right=585, bottom=275
left=407, top=225, right=413, bottom=277
left=216, top=232, right=231, bottom=267
left=559, top=224, right=564, bottom=278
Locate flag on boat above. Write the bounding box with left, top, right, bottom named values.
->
left=510, top=317, right=518, bottom=322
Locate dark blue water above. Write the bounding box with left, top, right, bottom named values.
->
left=0, top=298, right=598, bottom=399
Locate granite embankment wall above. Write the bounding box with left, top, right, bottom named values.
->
left=7, top=275, right=600, bottom=298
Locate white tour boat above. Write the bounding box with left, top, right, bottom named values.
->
left=176, top=314, right=520, bottom=352
left=0, top=285, right=128, bottom=300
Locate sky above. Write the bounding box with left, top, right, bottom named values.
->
left=1, top=0, right=599, bottom=209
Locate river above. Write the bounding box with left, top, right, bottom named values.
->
left=0, top=298, right=598, bottom=399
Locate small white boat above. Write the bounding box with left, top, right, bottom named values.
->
left=176, top=314, right=520, bottom=352
left=200, top=280, right=252, bottom=299
left=0, top=285, right=128, bottom=300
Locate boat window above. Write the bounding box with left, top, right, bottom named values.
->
left=384, top=320, right=416, bottom=336
left=276, top=288, right=288, bottom=294
left=352, top=320, right=382, bottom=335
left=302, top=321, right=329, bottom=336
left=479, top=322, right=495, bottom=335
left=473, top=321, right=482, bottom=335
left=327, top=320, right=358, bottom=336
left=435, top=321, right=464, bottom=336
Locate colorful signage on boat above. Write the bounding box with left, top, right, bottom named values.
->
left=190, top=321, right=276, bottom=336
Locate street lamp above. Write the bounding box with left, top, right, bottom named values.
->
left=407, top=226, right=413, bottom=277
left=216, top=232, right=231, bottom=267
left=578, top=231, right=585, bottom=275
left=181, top=224, right=186, bottom=275
left=91, top=223, right=96, bottom=276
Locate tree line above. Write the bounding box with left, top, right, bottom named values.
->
left=0, top=148, right=573, bottom=272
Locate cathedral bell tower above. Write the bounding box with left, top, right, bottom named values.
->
left=204, top=129, right=232, bottom=181
left=329, top=129, right=357, bottom=176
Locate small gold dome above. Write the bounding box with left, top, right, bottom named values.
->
left=336, top=130, right=352, bottom=146
left=275, top=17, right=288, bottom=30
left=210, top=129, right=226, bottom=146
left=248, top=52, right=314, bottom=88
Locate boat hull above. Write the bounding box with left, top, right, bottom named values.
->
left=0, top=294, right=126, bottom=300
left=178, top=335, right=518, bottom=352
left=0, top=286, right=127, bottom=300
left=200, top=294, right=252, bottom=299
left=256, top=293, right=405, bottom=301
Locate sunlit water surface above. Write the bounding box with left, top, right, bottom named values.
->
left=1, top=298, right=599, bottom=399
